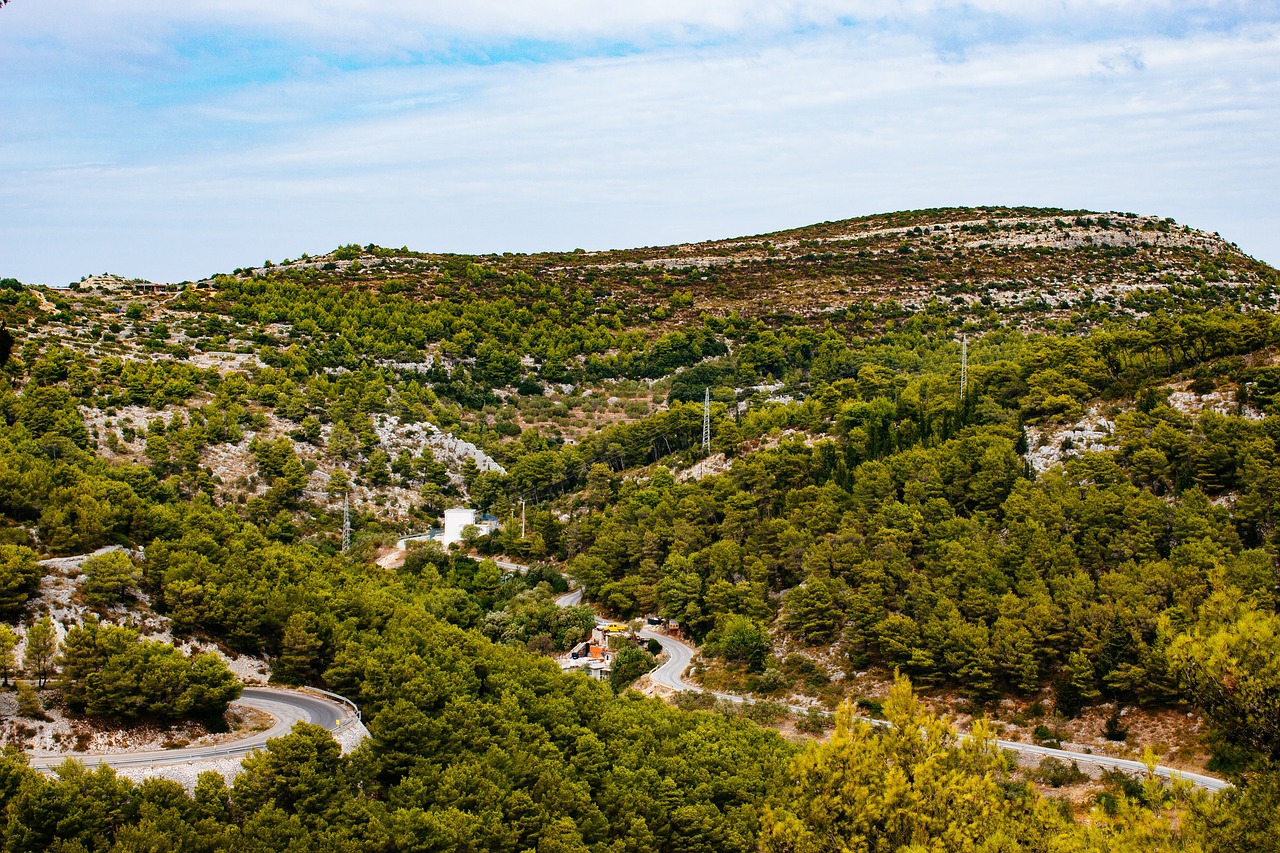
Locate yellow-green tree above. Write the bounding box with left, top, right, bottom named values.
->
left=762, top=673, right=1057, bottom=853
left=761, top=672, right=1206, bottom=853
left=0, top=624, right=17, bottom=686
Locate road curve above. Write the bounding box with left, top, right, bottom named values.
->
left=27, top=687, right=359, bottom=772
left=558, top=588, right=1229, bottom=793
left=554, top=587, right=583, bottom=607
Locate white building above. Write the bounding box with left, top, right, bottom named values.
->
left=396, top=507, right=499, bottom=552
left=438, top=508, right=499, bottom=548
left=442, top=508, right=478, bottom=547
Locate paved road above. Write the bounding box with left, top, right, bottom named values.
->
left=638, top=627, right=704, bottom=694
left=554, top=587, right=583, bottom=607
left=557, top=588, right=1229, bottom=792
left=27, top=687, right=358, bottom=772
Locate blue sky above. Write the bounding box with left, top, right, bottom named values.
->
left=1, top=1, right=1277, bottom=284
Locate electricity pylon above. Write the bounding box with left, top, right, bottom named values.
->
left=702, top=387, right=711, bottom=451
left=342, top=493, right=351, bottom=553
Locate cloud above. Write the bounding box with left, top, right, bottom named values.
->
left=4, top=1, right=1277, bottom=59
left=0, top=5, right=1277, bottom=282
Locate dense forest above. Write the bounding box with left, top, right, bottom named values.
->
left=1, top=208, right=1279, bottom=850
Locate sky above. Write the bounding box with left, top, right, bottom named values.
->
left=1, top=1, right=1277, bottom=285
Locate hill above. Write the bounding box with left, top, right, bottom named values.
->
left=1, top=207, right=1280, bottom=849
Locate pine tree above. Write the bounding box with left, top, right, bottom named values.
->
left=0, top=624, right=17, bottom=686
left=23, top=616, right=58, bottom=688
left=81, top=550, right=140, bottom=606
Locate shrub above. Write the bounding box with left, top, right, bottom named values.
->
left=1104, top=709, right=1129, bottom=742
left=1032, top=724, right=1062, bottom=748
left=15, top=683, right=48, bottom=721
left=856, top=697, right=885, bottom=719
left=1033, top=757, right=1087, bottom=788
left=796, top=707, right=834, bottom=734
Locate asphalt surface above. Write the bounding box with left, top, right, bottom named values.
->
left=556, top=588, right=1230, bottom=793
left=554, top=587, right=584, bottom=607
left=27, top=687, right=356, bottom=771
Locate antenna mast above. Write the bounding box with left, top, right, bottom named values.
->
left=960, top=335, right=968, bottom=400
left=342, top=493, right=351, bottom=553
left=702, top=387, right=711, bottom=451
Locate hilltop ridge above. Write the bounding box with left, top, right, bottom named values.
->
left=201, top=206, right=1275, bottom=332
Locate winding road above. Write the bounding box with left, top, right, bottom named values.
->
left=556, top=588, right=1229, bottom=792
left=27, top=687, right=360, bottom=772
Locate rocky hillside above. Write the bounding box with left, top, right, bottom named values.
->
left=4, top=206, right=1276, bottom=549
left=220, top=206, right=1276, bottom=330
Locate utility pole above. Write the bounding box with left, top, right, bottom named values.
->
left=520, top=498, right=526, bottom=539
left=342, top=493, right=351, bottom=553
left=960, top=334, right=968, bottom=400
left=702, top=387, right=711, bottom=451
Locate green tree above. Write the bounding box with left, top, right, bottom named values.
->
left=232, top=723, right=345, bottom=829
left=0, top=544, right=41, bottom=614
left=145, top=429, right=171, bottom=473
left=23, top=616, right=58, bottom=688
left=275, top=613, right=324, bottom=685
left=610, top=645, right=656, bottom=693
left=81, top=549, right=141, bottom=606
left=0, top=624, right=17, bottom=686
left=1056, top=649, right=1101, bottom=717
left=61, top=618, right=241, bottom=722
left=706, top=615, right=770, bottom=672
left=783, top=577, right=845, bottom=644
left=326, top=468, right=350, bottom=499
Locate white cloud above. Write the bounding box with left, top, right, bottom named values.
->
left=0, top=7, right=1277, bottom=283
left=3, top=1, right=1275, bottom=57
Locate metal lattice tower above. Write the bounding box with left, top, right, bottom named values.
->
left=342, top=493, right=351, bottom=553
left=960, top=335, right=968, bottom=400
left=702, top=387, right=711, bottom=451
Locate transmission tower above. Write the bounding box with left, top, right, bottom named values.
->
left=342, top=493, right=351, bottom=553
left=959, top=335, right=968, bottom=400
left=702, top=387, right=711, bottom=451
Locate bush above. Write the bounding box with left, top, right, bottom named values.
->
left=15, top=683, right=48, bottom=721
left=754, top=666, right=790, bottom=694
left=796, top=707, right=834, bottom=734
left=742, top=701, right=790, bottom=725
left=1104, top=708, right=1129, bottom=742
left=1032, top=724, right=1062, bottom=748
left=856, top=697, right=885, bottom=719
left=672, top=691, right=716, bottom=712
left=1033, top=756, right=1087, bottom=788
